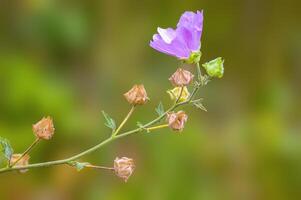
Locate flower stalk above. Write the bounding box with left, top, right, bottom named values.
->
left=176, top=86, right=184, bottom=103
left=9, top=138, right=40, bottom=167
left=196, top=62, right=202, bottom=82
left=146, top=124, right=169, bottom=132
left=0, top=82, right=199, bottom=174
left=112, top=106, right=135, bottom=137
left=85, top=164, right=114, bottom=171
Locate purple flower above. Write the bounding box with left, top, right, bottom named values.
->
left=150, top=10, right=203, bottom=60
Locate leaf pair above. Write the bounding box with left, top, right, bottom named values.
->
left=69, top=161, right=90, bottom=171
left=101, top=111, right=116, bottom=132
left=193, top=99, right=207, bottom=112
left=155, top=102, right=165, bottom=116
left=0, top=137, right=13, bottom=161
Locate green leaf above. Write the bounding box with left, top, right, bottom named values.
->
left=193, top=101, right=207, bottom=112
left=101, top=111, right=116, bottom=132
left=155, top=102, right=165, bottom=116
left=69, top=161, right=90, bottom=171
left=136, top=121, right=143, bottom=128
left=0, top=137, right=13, bottom=161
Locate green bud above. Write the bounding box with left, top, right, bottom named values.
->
left=202, top=57, right=224, bottom=78
left=186, top=51, right=202, bottom=64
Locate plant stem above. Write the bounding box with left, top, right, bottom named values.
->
left=0, top=105, right=177, bottom=174
left=0, top=80, right=202, bottom=174
left=10, top=138, right=40, bottom=167
left=196, top=62, right=202, bottom=81
left=146, top=124, right=169, bottom=132
left=175, top=86, right=184, bottom=104
left=85, top=164, right=114, bottom=171
left=112, top=106, right=135, bottom=137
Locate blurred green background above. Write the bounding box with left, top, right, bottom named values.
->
left=0, top=0, right=300, bottom=199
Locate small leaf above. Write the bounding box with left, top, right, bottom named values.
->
left=0, top=137, right=13, bottom=161
left=192, top=98, right=204, bottom=103
left=193, top=102, right=207, bottom=112
left=136, top=121, right=144, bottom=128
left=155, top=102, right=165, bottom=116
left=69, top=161, right=90, bottom=171
left=200, top=75, right=211, bottom=85
left=101, top=111, right=116, bottom=131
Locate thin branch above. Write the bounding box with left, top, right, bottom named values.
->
left=0, top=63, right=203, bottom=174
left=175, top=86, right=184, bottom=104
left=85, top=164, right=114, bottom=171
left=196, top=62, right=202, bottom=81
left=146, top=124, right=169, bottom=132
left=112, top=105, right=135, bottom=137
left=0, top=101, right=185, bottom=174
left=10, top=138, right=40, bottom=167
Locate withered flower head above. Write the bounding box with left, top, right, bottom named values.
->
left=166, top=111, right=188, bottom=132
left=167, top=86, right=190, bottom=102
left=9, top=154, right=30, bottom=173
left=114, top=157, right=135, bottom=182
left=124, top=84, right=148, bottom=105
left=32, top=116, right=55, bottom=140
left=169, top=68, right=194, bottom=86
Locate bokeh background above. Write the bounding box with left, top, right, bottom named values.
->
left=0, top=0, right=300, bottom=199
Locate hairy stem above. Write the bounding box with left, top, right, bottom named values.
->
left=0, top=102, right=183, bottom=174
left=175, top=86, right=184, bottom=104
left=10, top=138, right=40, bottom=167
left=112, top=106, right=135, bottom=137
left=85, top=164, right=114, bottom=171
left=196, top=62, right=202, bottom=81
left=0, top=64, right=203, bottom=174
left=147, top=124, right=169, bottom=132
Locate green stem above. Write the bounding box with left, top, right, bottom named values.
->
left=175, top=86, right=184, bottom=104
left=146, top=124, right=169, bottom=132
left=0, top=104, right=179, bottom=174
left=196, top=62, right=202, bottom=81
left=85, top=164, right=114, bottom=171
left=10, top=138, right=40, bottom=167
left=0, top=81, right=202, bottom=174
left=112, top=106, right=135, bottom=137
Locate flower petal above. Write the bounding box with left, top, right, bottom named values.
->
left=150, top=32, right=191, bottom=59
left=157, top=27, right=176, bottom=44
left=149, top=10, right=203, bottom=59
left=177, top=10, right=203, bottom=32
left=176, top=26, right=200, bottom=51
left=177, top=10, right=203, bottom=51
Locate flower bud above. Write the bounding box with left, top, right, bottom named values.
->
left=114, top=157, right=135, bottom=182
left=124, top=84, right=148, bottom=105
left=167, top=86, right=190, bottom=102
left=167, top=111, right=188, bottom=132
left=202, top=57, right=224, bottom=78
left=186, top=51, right=202, bottom=64
left=9, top=154, right=30, bottom=173
left=32, top=116, right=55, bottom=140
left=169, top=68, right=194, bottom=86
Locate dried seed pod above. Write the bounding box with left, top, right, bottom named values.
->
left=166, top=111, right=188, bottom=132
left=114, top=157, right=135, bottom=182
left=169, top=68, right=194, bottom=86
left=124, top=84, right=148, bottom=105
left=32, top=117, right=55, bottom=140
left=9, top=154, right=30, bottom=173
